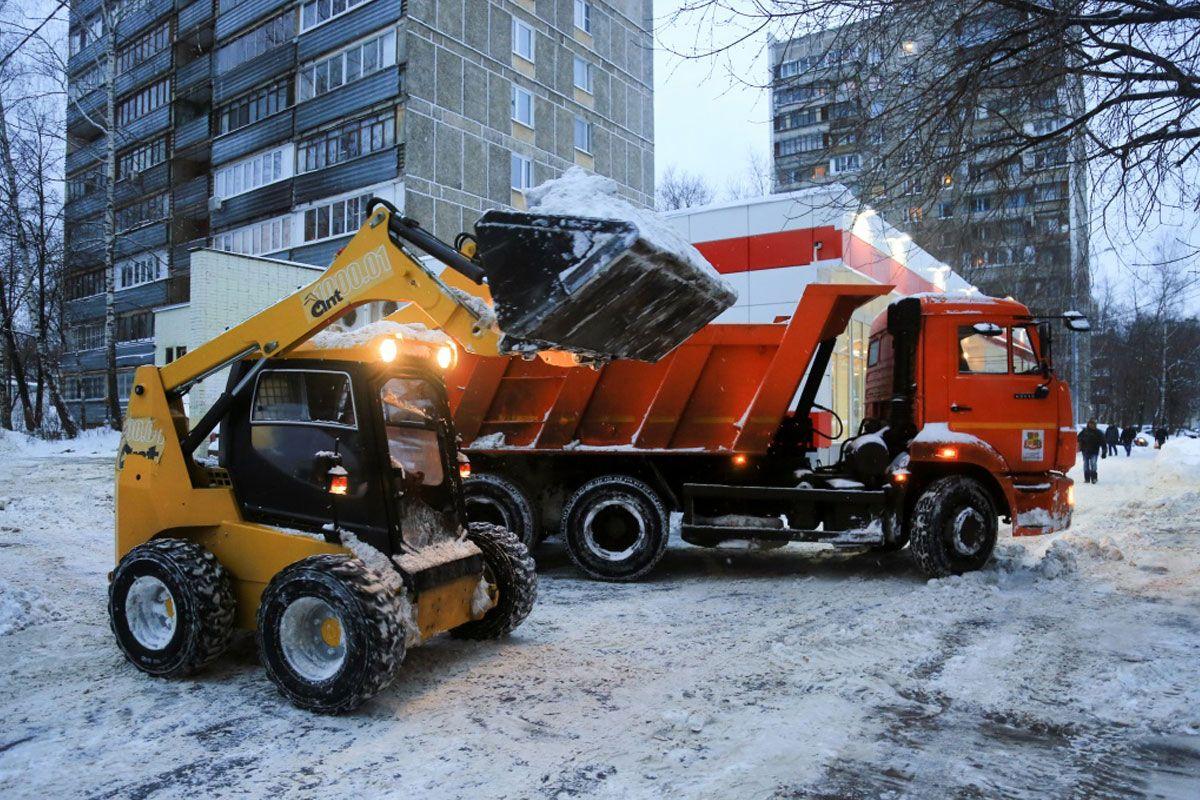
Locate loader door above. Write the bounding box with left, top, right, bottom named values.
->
left=227, top=365, right=392, bottom=546
left=946, top=322, right=1059, bottom=471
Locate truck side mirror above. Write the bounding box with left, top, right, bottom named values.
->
left=1034, top=383, right=1050, bottom=399
left=1062, top=311, right=1091, bottom=332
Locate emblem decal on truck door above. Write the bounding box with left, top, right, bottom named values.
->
left=1021, top=429, right=1045, bottom=461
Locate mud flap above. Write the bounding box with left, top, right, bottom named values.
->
left=1012, top=473, right=1073, bottom=536
left=473, top=210, right=736, bottom=362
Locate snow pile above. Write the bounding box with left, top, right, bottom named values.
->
left=468, top=432, right=507, bottom=449
left=0, top=427, right=119, bottom=458
left=524, top=166, right=730, bottom=288
left=0, top=579, right=56, bottom=635
left=911, top=422, right=984, bottom=445
left=446, top=286, right=498, bottom=331
left=310, top=320, right=451, bottom=350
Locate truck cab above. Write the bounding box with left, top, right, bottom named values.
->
left=865, top=293, right=1076, bottom=538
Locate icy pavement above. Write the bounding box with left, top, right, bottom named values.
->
left=0, top=433, right=1198, bottom=799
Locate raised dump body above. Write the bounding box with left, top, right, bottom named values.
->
left=448, top=284, right=890, bottom=454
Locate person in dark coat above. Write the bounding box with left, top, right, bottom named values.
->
left=1104, top=424, right=1120, bottom=457
left=1078, top=419, right=1104, bottom=484
left=1120, top=424, right=1136, bottom=456
left=1155, top=426, right=1169, bottom=449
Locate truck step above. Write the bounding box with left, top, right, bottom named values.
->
left=680, top=524, right=885, bottom=548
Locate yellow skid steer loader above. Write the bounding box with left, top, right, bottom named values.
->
left=110, top=199, right=733, bottom=712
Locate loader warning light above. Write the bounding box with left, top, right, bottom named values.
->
left=732, top=454, right=748, bottom=467
left=458, top=461, right=472, bottom=479
left=892, top=470, right=910, bottom=484
left=379, top=337, right=398, bottom=363
left=328, top=471, right=349, bottom=495
left=935, top=446, right=958, bottom=460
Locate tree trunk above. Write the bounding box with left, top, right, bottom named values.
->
left=0, top=92, right=37, bottom=431
left=102, top=28, right=122, bottom=431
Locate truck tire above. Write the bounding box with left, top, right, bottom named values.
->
left=109, top=538, right=236, bottom=678
left=257, top=554, right=406, bottom=714
left=450, top=522, right=537, bottom=640
left=463, top=473, right=540, bottom=548
left=909, top=476, right=998, bottom=577
left=561, top=474, right=669, bottom=581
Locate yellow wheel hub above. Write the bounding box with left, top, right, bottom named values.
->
left=320, top=616, right=342, bottom=648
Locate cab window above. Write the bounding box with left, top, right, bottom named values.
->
left=1010, top=326, right=1041, bottom=374
left=252, top=370, right=356, bottom=427
left=380, top=378, right=444, bottom=486
left=957, top=327, right=1008, bottom=374
left=867, top=336, right=881, bottom=367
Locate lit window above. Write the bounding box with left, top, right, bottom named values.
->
left=511, top=85, right=534, bottom=127
left=512, top=18, right=535, bottom=61
left=573, top=56, right=593, bottom=93
left=510, top=153, right=533, bottom=191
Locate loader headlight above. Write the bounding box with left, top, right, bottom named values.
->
left=379, top=337, right=398, bottom=363
left=436, top=344, right=456, bottom=370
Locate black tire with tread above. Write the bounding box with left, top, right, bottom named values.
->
left=450, top=522, right=537, bottom=640
left=909, top=475, right=998, bottom=577
left=257, top=554, right=406, bottom=714
left=109, top=538, right=236, bottom=678
left=463, top=473, right=540, bottom=548
left=560, top=474, right=669, bottom=582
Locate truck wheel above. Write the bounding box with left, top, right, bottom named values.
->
left=561, top=475, right=669, bottom=581
left=450, top=522, right=537, bottom=640
left=909, top=476, right=998, bottom=577
left=109, top=538, right=236, bottom=678
left=463, top=473, right=540, bottom=548
left=257, top=555, right=406, bottom=714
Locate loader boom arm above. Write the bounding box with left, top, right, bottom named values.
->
left=160, top=203, right=501, bottom=395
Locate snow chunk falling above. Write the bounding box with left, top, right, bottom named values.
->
left=524, top=167, right=731, bottom=289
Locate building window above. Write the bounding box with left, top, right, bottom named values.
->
left=511, top=153, right=533, bottom=191
left=296, top=110, right=395, bottom=173
left=213, top=215, right=294, bottom=255
left=118, top=137, right=168, bottom=180
left=298, top=30, right=396, bottom=103
left=511, top=85, right=534, bottom=127
left=776, top=133, right=825, bottom=157
left=216, top=13, right=294, bottom=73
left=117, top=310, right=155, bottom=343
left=68, top=64, right=103, bottom=101
left=512, top=18, right=535, bottom=61
left=66, top=167, right=103, bottom=201
left=774, top=107, right=822, bottom=131
left=116, top=250, right=167, bottom=290
left=303, top=192, right=372, bottom=242
left=218, top=79, right=293, bottom=135
left=116, top=78, right=171, bottom=126
left=116, top=192, right=168, bottom=231
left=573, top=117, right=592, bottom=154
left=574, top=0, right=591, bottom=33
left=830, top=153, right=861, bottom=174
left=971, top=195, right=993, bottom=213
left=774, top=83, right=827, bottom=108
left=64, top=373, right=106, bottom=400
left=118, top=21, right=170, bottom=74
left=69, top=15, right=103, bottom=56
left=573, top=56, right=593, bottom=93
left=214, top=144, right=293, bottom=199
left=66, top=268, right=105, bottom=301
left=300, top=0, right=372, bottom=33
left=67, top=321, right=104, bottom=351
left=165, top=345, right=188, bottom=363
left=937, top=202, right=954, bottom=219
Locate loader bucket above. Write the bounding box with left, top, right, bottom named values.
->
left=473, top=210, right=737, bottom=362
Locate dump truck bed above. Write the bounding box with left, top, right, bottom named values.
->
left=447, top=284, right=891, bottom=455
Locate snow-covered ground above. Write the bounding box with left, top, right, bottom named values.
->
left=1, top=432, right=1198, bottom=799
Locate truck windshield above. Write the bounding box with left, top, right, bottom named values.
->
left=380, top=377, right=445, bottom=486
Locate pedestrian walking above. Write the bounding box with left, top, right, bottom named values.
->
left=1104, top=423, right=1120, bottom=457
left=1120, top=424, right=1136, bottom=457
left=1155, top=426, right=1168, bottom=449
left=1078, top=419, right=1104, bottom=484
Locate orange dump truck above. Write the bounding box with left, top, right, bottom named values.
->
left=447, top=284, right=1084, bottom=581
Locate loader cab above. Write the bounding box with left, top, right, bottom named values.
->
left=864, top=294, right=1077, bottom=473
left=219, top=355, right=466, bottom=558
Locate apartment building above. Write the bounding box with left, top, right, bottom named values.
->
left=768, top=17, right=1091, bottom=410
left=62, top=0, right=654, bottom=424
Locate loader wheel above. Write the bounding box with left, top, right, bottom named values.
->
left=561, top=474, right=669, bottom=581
left=109, top=538, right=236, bottom=678
left=464, top=473, right=540, bottom=548
left=909, top=476, right=998, bottom=577
left=257, top=555, right=406, bottom=714
left=450, top=522, right=537, bottom=640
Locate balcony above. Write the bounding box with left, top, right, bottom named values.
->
left=177, top=0, right=215, bottom=36
left=175, top=114, right=211, bottom=152
left=176, top=51, right=211, bottom=93
left=172, top=174, right=209, bottom=213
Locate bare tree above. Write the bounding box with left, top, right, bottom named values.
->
left=657, top=164, right=716, bottom=210
left=724, top=150, right=774, bottom=200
